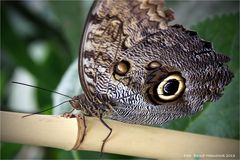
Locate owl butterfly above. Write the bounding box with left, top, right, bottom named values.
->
left=70, top=0, right=233, bottom=152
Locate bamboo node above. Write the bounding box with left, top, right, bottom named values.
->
left=72, top=116, right=86, bottom=150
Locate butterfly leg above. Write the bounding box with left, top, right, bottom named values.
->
left=63, top=108, right=75, bottom=118
left=99, top=115, right=112, bottom=155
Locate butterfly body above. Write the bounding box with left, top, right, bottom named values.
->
left=74, top=0, right=233, bottom=126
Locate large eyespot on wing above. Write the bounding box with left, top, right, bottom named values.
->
left=147, top=73, right=186, bottom=104
left=157, top=74, right=185, bottom=101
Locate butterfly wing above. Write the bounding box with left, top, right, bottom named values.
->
left=79, top=0, right=233, bottom=125
left=79, top=0, right=173, bottom=101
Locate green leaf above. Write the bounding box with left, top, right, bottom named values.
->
left=1, top=2, right=72, bottom=109
left=49, top=1, right=94, bottom=58
left=191, top=14, right=239, bottom=73
left=0, top=143, right=22, bottom=159
left=164, top=13, right=239, bottom=139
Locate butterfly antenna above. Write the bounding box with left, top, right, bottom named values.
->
left=22, top=100, right=71, bottom=118
left=12, top=81, right=72, bottom=99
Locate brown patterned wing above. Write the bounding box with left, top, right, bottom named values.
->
left=79, top=0, right=174, bottom=101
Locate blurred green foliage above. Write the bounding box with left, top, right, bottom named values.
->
left=0, top=0, right=239, bottom=159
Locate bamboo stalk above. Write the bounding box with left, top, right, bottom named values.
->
left=0, top=111, right=239, bottom=159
